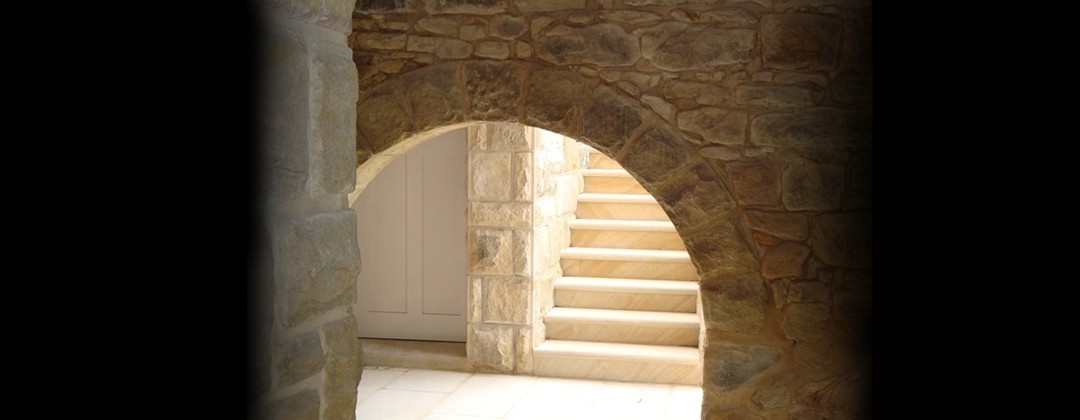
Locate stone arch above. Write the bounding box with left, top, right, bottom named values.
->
left=355, top=61, right=766, bottom=354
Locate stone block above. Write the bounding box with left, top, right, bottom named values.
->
left=639, top=22, right=756, bottom=71
left=536, top=24, right=640, bottom=66
left=781, top=302, right=831, bottom=342
left=514, top=0, right=585, bottom=11
left=513, top=153, right=532, bottom=202
left=762, top=242, right=811, bottom=279
left=425, top=0, right=505, bottom=15
left=581, top=85, right=646, bottom=155
left=703, top=338, right=781, bottom=391
left=357, top=0, right=415, bottom=12
left=735, top=84, right=818, bottom=108
left=469, top=276, right=482, bottom=322
left=310, top=42, right=358, bottom=195
left=321, top=316, right=362, bottom=419
left=261, top=28, right=309, bottom=203
left=619, top=123, right=692, bottom=187
left=469, top=228, right=513, bottom=275
left=490, top=122, right=530, bottom=151
left=406, top=35, right=436, bottom=52
left=750, top=108, right=871, bottom=147
left=470, top=152, right=512, bottom=201
left=662, top=80, right=728, bottom=105
left=751, top=377, right=791, bottom=411
left=356, top=80, right=413, bottom=155
left=273, top=330, right=325, bottom=388
left=677, top=107, right=748, bottom=146
left=512, top=230, right=532, bottom=277
left=401, top=63, right=468, bottom=133
left=469, top=202, right=532, bottom=228
left=743, top=210, right=808, bottom=241
left=682, top=215, right=758, bottom=277
left=483, top=277, right=530, bottom=324
left=491, top=15, right=526, bottom=39
left=602, top=10, right=662, bottom=24
left=700, top=145, right=741, bottom=161
left=461, top=24, right=486, bottom=41
left=476, top=41, right=511, bottom=59
left=782, top=160, right=845, bottom=211
left=788, top=279, right=830, bottom=303
left=700, top=273, right=765, bottom=333
left=274, top=212, right=361, bottom=327
left=515, top=327, right=533, bottom=373
left=465, top=61, right=523, bottom=121
left=356, top=32, right=407, bottom=50
left=468, top=324, right=515, bottom=372
left=417, top=17, right=459, bottom=35
left=524, top=67, right=587, bottom=136
left=809, top=211, right=872, bottom=267
left=761, top=13, right=841, bottom=70
left=436, top=38, right=473, bottom=59
left=656, top=162, right=737, bottom=226
left=727, top=159, right=781, bottom=206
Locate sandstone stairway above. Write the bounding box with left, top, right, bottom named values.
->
left=532, top=146, right=703, bottom=385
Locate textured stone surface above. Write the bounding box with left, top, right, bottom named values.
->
left=465, top=61, right=523, bottom=121
left=525, top=68, right=588, bottom=135
left=311, top=43, right=358, bottom=195
left=417, top=17, right=459, bottom=35
left=436, top=38, right=473, bottom=59
left=798, top=373, right=871, bottom=419
left=700, top=273, right=765, bottom=333
left=469, top=228, right=513, bottom=275
left=581, top=86, right=647, bottom=155
left=261, top=0, right=355, bottom=33
left=536, top=24, right=640, bottom=66
left=356, top=0, right=414, bottom=12
left=491, top=15, right=526, bottom=39
left=274, top=330, right=325, bottom=387
left=468, top=324, right=514, bottom=372
left=641, top=95, right=675, bottom=121
left=743, top=210, right=808, bottom=241
left=762, top=242, right=811, bottom=279
left=782, top=160, right=844, bottom=211
left=402, top=64, right=467, bottom=133
left=321, top=316, right=362, bottom=420
left=425, top=0, right=504, bottom=15
left=461, top=24, right=486, bottom=41
left=357, top=81, right=413, bottom=155
left=656, top=162, right=737, bottom=224
left=513, top=153, right=531, bottom=201
left=275, top=212, right=361, bottom=327
left=265, top=389, right=320, bottom=420
left=515, top=327, right=533, bottom=373
left=476, top=41, right=511, bottom=59
left=782, top=302, right=831, bottom=342
left=727, top=159, right=781, bottom=206
left=663, top=80, right=727, bottom=105
left=761, top=13, right=841, bottom=70
left=512, top=229, right=531, bottom=276
left=704, top=339, right=782, bottom=391
left=751, top=377, right=791, bottom=411
left=640, top=22, right=756, bottom=71
left=470, top=152, right=512, bottom=200
left=751, top=108, right=871, bottom=147
left=618, top=123, right=691, bottom=186
left=735, top=84, right=817, bottom=108
left=357, top=32, right=407, bottom=50
left=677, top=107, right=747, bottom=145
left=787, top=280, right=830, bottom=303
left=810, top=212, right=871, bottom=268
left=262, top=28, right=309, bottom=203
left=683, top=215, right=759, bottom=277
left=603, top=10, right=662, bottom=24
left=484, top=277, right=530, bottom=324
left=490, top=123, right=530, bottom=151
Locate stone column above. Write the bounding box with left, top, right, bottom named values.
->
left=253, top=1, right=361, bottom=419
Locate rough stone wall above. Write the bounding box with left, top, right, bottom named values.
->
left=350, top=1, right=872, bottom=420
left=253, top=1, right=363, bottom=419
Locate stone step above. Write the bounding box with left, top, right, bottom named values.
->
left=576, top=193, right=669, bottom=221
left=554, top=276, right=698, bottom=312
left=569, top=219, right=686, bottom=251
left=558, top=248, right=695, bottom=281
left=532, top=340, right=701, bottom=385
left=543, top=307, right=700, bottom=346
left=581, top=168, right=647, bottom=194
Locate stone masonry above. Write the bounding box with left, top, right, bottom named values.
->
left=253, top=0, right=872, bottom=419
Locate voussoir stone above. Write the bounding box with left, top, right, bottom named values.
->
left=727, top=159, right=781, bottom=206
left=357, top=80, right=413, bottom=154
left=618, top=122, right=692, bottom=186
left=465, top=61, right=523, bottom=121
left=700, top=273, right=765, bottom=333
left=401, top=63, right=467, bottom=133
left=536, top=23, right=640, bottom=66
left=581, top=85, right=647, bottom=156
left=655, top=161, right=737, bottom=224
left=682, top=214, right=758, bottom=276
left=744, top=210, right=808, bottom=241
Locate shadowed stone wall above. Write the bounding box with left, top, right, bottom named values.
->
left=350, top=1, right=872, bottom=419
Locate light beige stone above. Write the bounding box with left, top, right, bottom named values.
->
left=468, top=324, right=515, bottom=372
left=469, top=228, right=512, bottom=275
left=513, top=152, right=532, bottom=202
left=469, top=202, right=532, bottom=228
left=484, top=277, right=530, bottom=324
left=512, top=230, right=532, bottom=277
left=469, top=152, right=512, bottom=201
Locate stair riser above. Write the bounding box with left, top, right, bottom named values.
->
left=532, top=356, right=701, bottom=385
left=588, top=152, right=623, bottom=169
left=576, top=202, right=670, bottom=221
left=554, top=290, right=697, bottom=312
left=545, top=322, right=699, bottom=346
left=562, top=259, right=698, bottom=281
left=571, top=229, right=687, bottom=251
left=583, top=177, right=648, bottom=194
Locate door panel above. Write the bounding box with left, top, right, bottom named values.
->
left=353, top=129, right=468, bottom=342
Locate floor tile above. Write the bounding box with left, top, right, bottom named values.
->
left=386, top=369, right=472, bottom=393
left=430, top=374, right=537, bottom=418
left=355, top=389, right=447, bottom=420
left=357, top=367, right=409, bottom=403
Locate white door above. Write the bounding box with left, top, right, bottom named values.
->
left=352, top=129, right=468, bottom=342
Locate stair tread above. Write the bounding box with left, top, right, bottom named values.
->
left=545, top=307, right=700, bottom=327
left=534, top=340, right=699, bottom=364
left=561, top=247, right=690, bottom=263
left=555, top=276, right=698, bottom=294
left=581, top=168, right=632, bottom=178
left=577, top=192, right=658, bottom=204
left=569, top=219, right=675, bottom=232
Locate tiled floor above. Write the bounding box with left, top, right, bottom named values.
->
left=356, top=366, right=703, bottom=420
